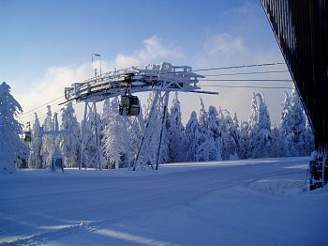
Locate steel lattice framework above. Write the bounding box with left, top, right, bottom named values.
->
left=64, top=62, right=217, bottom=170
left=64, top=62, right=216, bottom=103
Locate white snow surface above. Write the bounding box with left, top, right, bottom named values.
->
left=1, top=157, right=327, bottom=246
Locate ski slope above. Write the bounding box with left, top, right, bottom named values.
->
left=1, top=157, right=327, bottom=246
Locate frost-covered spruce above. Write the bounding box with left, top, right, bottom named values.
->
left=194, top=98, right=214, bottom=162
left=280, top=91, right=292, bottom=156
left=128, top=115, right=143, bottom=162
left=53, top=112, right=61, bottom=150
left=185, top=111, right=199, bottom=162
left=41, top=105, right=55, bottom=168
left=102, top=98, right=128, bottom=169
left=61, top=102, right=81, bottom=168
left=100, top=98, right=111, bottom=168
left=231, top=113, right=241, bottom=158
left=143, top=92, right=155, bottom=122
left=280, top=90, right=313, bottom=156
left=220, top=109, right=239, bottom=160
left=289, top=90, right=307, bottom=155
left=167, top=92, right=186, bottom=162
left=249, top=93, right=272, bottom=158
left=270, top=125, right=282, bottom=157
left=28, top=113, right=43, bottom=168
left=0, top=82, right=23, bottom=173
left=239, top=121, right=251, bottom=159
left=207, top=106, right=223, bottom=161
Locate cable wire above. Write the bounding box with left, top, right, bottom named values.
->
left=21, top=96, right=65, bottom=117
left=200, top=69, right=289, bottom=76
left=193, top=62, right=286, bottom=72
left=201, top=84, right=293, bottom=89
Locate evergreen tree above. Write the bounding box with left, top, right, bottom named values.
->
left=280, top=90, right=313, bottom=156
left=128, top=115, right=143, bottom=164
left=28, top=113, right=43, bottom=168
left=81, top=107, right=101, bottom=168
left=0, top=82, right=23, bottom=173
left=249, top=93, right=272, bottom=158
left=280, top=91, right=292, bottom=156
left=239, top=121, right=251, bottom=159
left=41, top=105, right=55, bottom=168
left=53, top=112, right=61, bottom=151
left=289, top=90, right=312, bottom=155
left=207, top=106, right=222, bottom=161
left=101, top=98, right=111, bottom=168
left=61, top=102, right=81, bottom=168
left=102, top=98, right=128, bottom=168
left=231, top=113, right=241, bottom=158
left=271, top=125, right=282, bottom=157
left=185, top=111, right=199, bottom=161
left=248, top=93, right=259, bottom=131
left=198, top=98, right=208, bottom=128
left=220, top=110, right=239, bottom=160
left=194, top=99, right=214, bottom=162
left=167, top=92, right=186, bottom=162
left=143, top=92, right=155, bottom=122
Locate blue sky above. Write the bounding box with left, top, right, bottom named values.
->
left=0, top=0, right=290, bottom=123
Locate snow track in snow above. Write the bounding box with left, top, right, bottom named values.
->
left=1, top=157, right=327, bottom=246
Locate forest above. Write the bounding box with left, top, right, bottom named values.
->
left=25, top=89, right=314, bottom=169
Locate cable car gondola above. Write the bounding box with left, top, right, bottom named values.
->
left=24, top=122, right=32, bottom=142
left=24, top=131, right=32, bottom=142
left=119, top=95, right=140, bottom=116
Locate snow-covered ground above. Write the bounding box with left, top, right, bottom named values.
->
left=1, top=157, right=327, bottom=246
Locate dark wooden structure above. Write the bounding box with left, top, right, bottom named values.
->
left=261, top=0, right=328, bottom=150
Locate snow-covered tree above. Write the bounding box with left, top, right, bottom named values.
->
left=194, top=99, right=215, bottom=162
left=28, top=113, right=43, bottom=168
left=185, top=111, right=199, bottom=161
left=280, top=90, right=313, bottom=156
left=270, top=125, right=282, bottom=157
left=61, top=102, right=81, bottom=168
left=81, top=106, right=101, bottom=168
left=239, top=121, right=251, bottom=159
left=248, top=93, right=259, bottom=131
left=102, top=98, right=128, bottom=169
left=280, top=91, right=292, bottom=156
left=198, top=98, right=208, bottom=128
left=128, top=115, right=143, bottom=163
left=247, top=93, right=259, bottom=158
left=289, top=90, right=310, bottom=155
left=53, top=112, right=61, bottom=148
left=41, top=105, right=55, bottom=168
left=207, top=106, right=222, bottom=161
left=167, top=92, right=186, bottom=162
left=220, top=110, right=239, bottom=160
left=143, top=92, right=155, bottom=122
left=231, top=113, right=241, bottom=158
left=100, top=98, right=111, bottom=168
left=249, top=93, right=272, bottom=158
left=0, top=82, right=23, bottom=173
